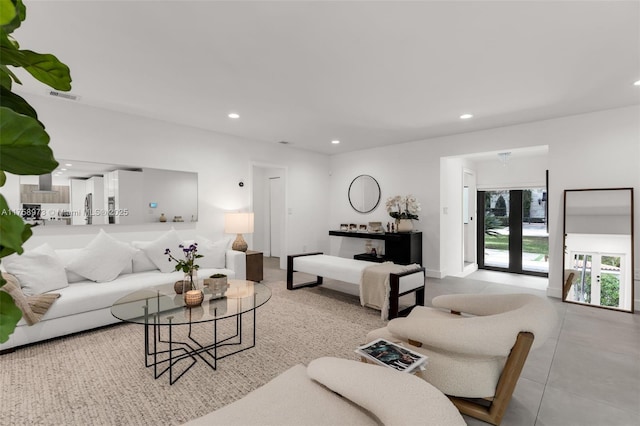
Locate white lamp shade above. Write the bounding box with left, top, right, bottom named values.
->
left=225, top=212, right=254, bottom=234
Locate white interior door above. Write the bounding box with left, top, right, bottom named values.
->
left=269, top=176, right=284, bottom=258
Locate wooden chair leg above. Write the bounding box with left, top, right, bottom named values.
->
left=448, top=332, right=534, bottom=426
left=563, top=272, right=575, bottom=300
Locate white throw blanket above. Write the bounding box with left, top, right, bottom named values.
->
left=359, top=262, right=421, bottom=320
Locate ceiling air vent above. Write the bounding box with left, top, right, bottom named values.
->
left=278, top=141, right=291, bottom=145
left=48, top=90, right=79, bottom=101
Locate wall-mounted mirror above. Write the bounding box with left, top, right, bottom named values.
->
left=563, top=188, right=634, bottom=313
left=19, top=160, right=198, bottom=227
left=348, top=175, right=381, bottom=213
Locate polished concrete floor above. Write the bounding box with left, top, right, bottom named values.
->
left=265, top=258, right=640, bottom=426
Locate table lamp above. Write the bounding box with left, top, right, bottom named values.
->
left=225, top=212, right=254, bottom=252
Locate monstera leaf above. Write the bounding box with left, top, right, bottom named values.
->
left=0, top=0, right=71, bottom=344
left=0, top=290, right=22, bottom=343
left=0, top=107, right=57, bottom=175
left=0, top=194, right=32, bottom=258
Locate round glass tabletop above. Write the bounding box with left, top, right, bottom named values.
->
left=111, top=279, right=271, bottom=325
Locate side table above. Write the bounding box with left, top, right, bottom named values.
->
left=246, top=250, right=263, bottom=282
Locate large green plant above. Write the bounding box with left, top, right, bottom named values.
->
left=0, top=0, right=71, bottom=343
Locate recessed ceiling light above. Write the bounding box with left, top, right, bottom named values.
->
left=61, top=168, right=67, bottom=171
left=331, top=140, right=340, bottom=144
left=460, top=113, right=473, bottom=119
left=65, top=163, right=72, bottom=167
left=634, top=80, right=640, bottom=86
left=228, top=113, right=240, bottom=119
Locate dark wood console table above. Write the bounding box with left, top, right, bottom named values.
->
left=328, top=230, right=422, bottom=265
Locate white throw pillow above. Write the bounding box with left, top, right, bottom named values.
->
left=135, top=229, right=184, bottom=273
left=66, top=229, right=137, bottom=283
left=195, top=236, right=230, bottom=269
left=2, top=243, right=69, bottom=296
left=131, top=248, right=158, bottom=273
left=55, top=248, right=88, bottom=283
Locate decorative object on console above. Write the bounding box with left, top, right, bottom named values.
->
left=368, top=222, right=383, bottom=233
left=159, top=213, right=167, bottom=222
left=396, top=219, right=413, bottom=233
left=365, top=240, right=373, bottom=254
left=349, top=223, right=357, bottom=232
left=386, top=195, right=420, bottom=233
left=340, top=223, right=348, bottom=231
left=358, top=224, right=367, bottom=232
left=225, top=212, right=255, bottom=252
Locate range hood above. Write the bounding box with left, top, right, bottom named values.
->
left=32, top=173, right=57, bottom=193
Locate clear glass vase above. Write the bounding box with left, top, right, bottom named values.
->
left=183, top=270, right=198, bottom=294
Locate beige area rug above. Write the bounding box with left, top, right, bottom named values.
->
left=0, top=281, right=386, bottom=426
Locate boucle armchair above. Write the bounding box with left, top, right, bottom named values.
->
left=184, top=357, right=465, bottom=426
left=366, top=293, right=557, bottom=425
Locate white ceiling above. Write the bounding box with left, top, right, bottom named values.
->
left=12, top=1, right=640, bottom=155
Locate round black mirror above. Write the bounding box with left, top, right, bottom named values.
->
left=348, top=175, right=381, bottom=213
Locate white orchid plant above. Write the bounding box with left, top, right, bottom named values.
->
left=386, top=195, right=421, bottom=220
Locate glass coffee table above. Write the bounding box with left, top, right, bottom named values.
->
left=111, top=279, right=271, bottom=384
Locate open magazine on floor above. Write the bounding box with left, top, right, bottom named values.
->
left=356, top=338, right=428, bottom=373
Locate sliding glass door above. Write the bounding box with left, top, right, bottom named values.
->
left=477, top=188, right=548, bottom=277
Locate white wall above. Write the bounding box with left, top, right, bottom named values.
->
left=11, top=94, right=330, bottom=264
left=475, top=154, right=548, bottom=190
left=329, top=105, right=640, bottom=303
left=5, top=95, right=638, bottom=305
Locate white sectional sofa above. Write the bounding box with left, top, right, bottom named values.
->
left=1, top=228, right=245, bottom=351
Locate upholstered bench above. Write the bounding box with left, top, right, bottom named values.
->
left=183, top=357, right=466, bottom=426
left=287, top=253, right=425, bottom=319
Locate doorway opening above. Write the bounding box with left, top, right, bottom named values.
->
left=252, top=164, right=287, bottom=269
left=462, top=169, right=477, bottom=273
left=477, top=188, right=548, bottom=277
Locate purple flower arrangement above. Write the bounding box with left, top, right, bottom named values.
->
left=165, top=243, right=203, bottom=274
